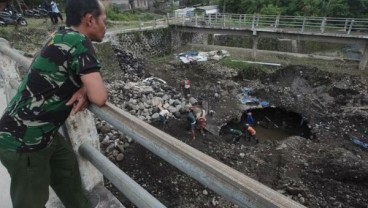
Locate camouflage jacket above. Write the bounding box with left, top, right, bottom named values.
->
left=0, top=27, right=101, bottom=152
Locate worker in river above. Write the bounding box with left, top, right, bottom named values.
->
left=246, top=112, right=255, bottom=126
left=245, top=123, right=259, bottom=143
left=191, top=102, right=206, bottom=137
left=187, top=109, right=197, bottom=140
left=230, top=128, right=243, bottom=144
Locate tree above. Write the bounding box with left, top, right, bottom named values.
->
left=216, top=0, right=368, bottom=18
left=260, top=4, right=283, bottom=15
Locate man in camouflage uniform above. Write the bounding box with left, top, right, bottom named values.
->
left=0, top=0, right=108, bottom=207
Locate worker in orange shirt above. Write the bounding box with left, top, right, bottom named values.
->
left=245, top=123, right=259, bottom=143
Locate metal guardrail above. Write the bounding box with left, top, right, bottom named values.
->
left=0, top=38, right=306, bottom=207
left=168, top=13, right=368, bottom=35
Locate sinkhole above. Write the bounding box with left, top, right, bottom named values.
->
left=220, top=107, right=312, bottom=142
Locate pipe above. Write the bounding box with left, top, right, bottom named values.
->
left=231, top=60, right=282, bottom=67
left=89, top=103, right=306, bottom=208
left=79, top=143, right=166, bottom=208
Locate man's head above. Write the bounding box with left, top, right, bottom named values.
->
left=65, top=0, right=106, bottom=42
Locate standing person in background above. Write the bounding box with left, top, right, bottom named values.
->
left=187, top=109, right=197, bottom=140
left=43, top=0, right=55, bottom=24
left=51, top=0, right=63, bottom=23
left=180, top=78, right=191, bottom=99
left=246, top=112, right=255, bottom=126
left=0, top=0, right=108, bottom=207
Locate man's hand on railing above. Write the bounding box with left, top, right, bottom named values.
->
left=66, top=86, right=90, bottom=115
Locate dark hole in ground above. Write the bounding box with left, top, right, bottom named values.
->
left=220, top=107, right=312, bottom=142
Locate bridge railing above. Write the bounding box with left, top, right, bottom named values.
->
left=168, top=13, right=368, bottom=35
left=0, top=38, right=307, bottom=208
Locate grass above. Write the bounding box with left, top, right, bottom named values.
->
left=106, top=8, right=162, bottom=22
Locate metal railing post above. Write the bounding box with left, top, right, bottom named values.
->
left=223, top=13, right=226, bottom=27
left=274, top=15, right=280, bottom=30
left=321, top=17, right=327, bottom=33
left=344, top=19, right=349, bottom=32
left=301, top=17, right=306, bottom=32
left=195, top=13, right=198, bottom=26
left=252, top=14, right=256, bottom=30
left=244, top=14, right=247, bottom=27
left=348, top=19, right=355, bottom=34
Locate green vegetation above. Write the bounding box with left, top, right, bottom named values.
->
left=217, top=0, right=368, bottom=18
left=106, top=8, right=161, bottom=21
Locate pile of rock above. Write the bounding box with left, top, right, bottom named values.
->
left=106, top=79, right=200, bottom=122
left=98, top=47, right=201, bottom=162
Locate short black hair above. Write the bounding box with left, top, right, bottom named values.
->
left=65, top=0, right=101, bottom=27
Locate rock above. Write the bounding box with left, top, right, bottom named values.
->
left=174, top=111, right=181, bottom=118
left=211, top=197, right=219, bottom=206
left=126, top=136, right=133, bottom=143
left=117, top=144, right=125, bottom=153
left=168, top=106, right=177, bottom=113
left=151, top=113, right=160, bottom=119
left=162, top=103, right=170, bottom=109
left=116, top=153, right=124, bottom=161
left=106, top=143, right=115, bottom=153
left=239, top=153, right=245, bottom=158
left=189, top=97, right=198, bottom=104
left=276, top=143, right=288, bottom=150
left=99, top=125, right=111, bottom=134
left=202, top=189, right=208, bottom=195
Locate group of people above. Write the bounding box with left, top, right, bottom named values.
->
left=43, top=0, right=63, bottom=24
left=0, top=0, right=107, bottom=207
left=230, top=112, right=259, bottom=144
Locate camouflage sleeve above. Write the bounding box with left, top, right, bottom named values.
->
left=76, top=38, right=101, bottom=75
